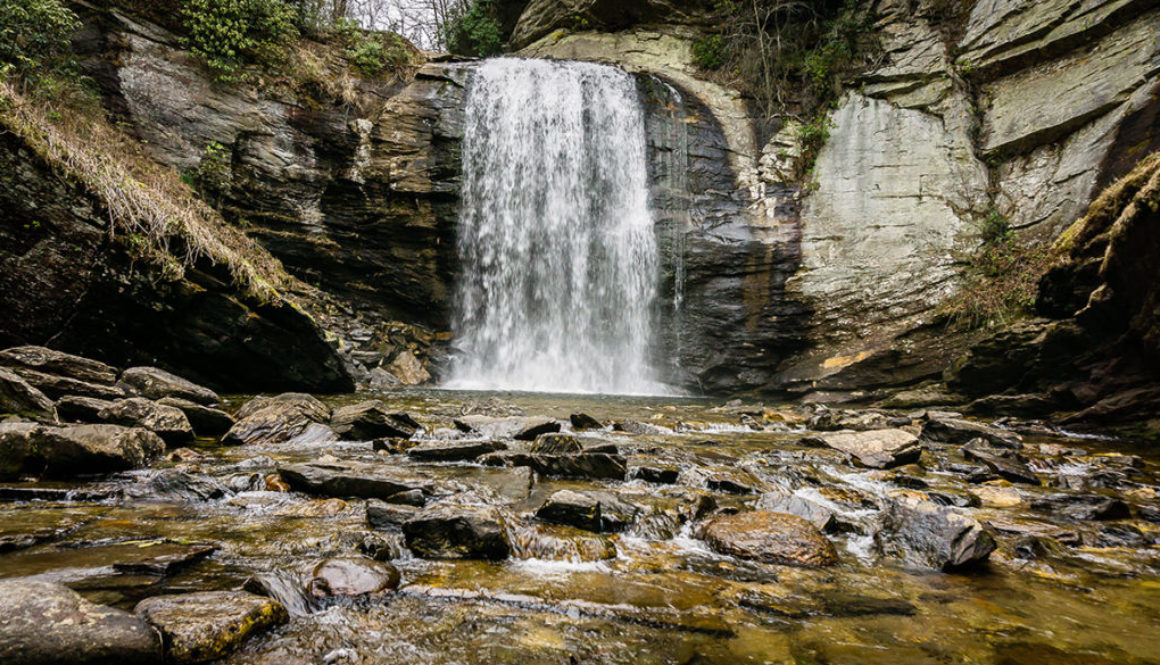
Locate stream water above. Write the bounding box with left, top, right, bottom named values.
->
left=1, top=390, right=1158, bottom=664
left=445, top=59, right=665, bottom=395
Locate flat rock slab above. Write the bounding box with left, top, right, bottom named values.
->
left=366, top=499, right=421, bottom=528
left=0, top=579, right=162, bottom=665
left=157, top=398, right=235, bottom=437
left=279, top=462, right=429, bottom=500
left=481, top=451, right=627, bottom=480
left=307, top=557, right=400, bottom=597
left=0, top=346, right=118, bottom=386
left=802, top=429, right=922, bottom=469
left=99, top=398, right=194, bottom=446
left=0, top=368, right=55, bottom=420
left=407, top=440, right=506, bottom=462
left=403, top=505, right=510, bottom=560
left=119, top=367, right=219, bottom=405
left=135, top=591, right=287, bottom=664
left=962, top=441, right=1040, bottom=485
left=701, top=511, right=839, bottom=567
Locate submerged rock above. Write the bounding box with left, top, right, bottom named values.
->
left=135, top=591, right=287, bottom=663
left=802, top=429, right=922, bottom=469
left=307, top=557, right=400, bottom=597
left=119, top=367, right=219, bottom=405
left=700, top=511, right=839, bottom=567
left=0, top=422, right=164, bottom=480
left=876, top=496, right=996, bottom=570
left=138, top=469, right=229, bottom=502
left=223, top=393, right=331, bottom=445
left=330, top=401, right=420, bottom=440
left=403, top=505, right=510, bottom=560
left=756, top=493, right=838, bottom=532
left=279, top=462, right=429, bottom=501
left=535, top=489, right=640, bottom=533
left=0, top=580, right=161, bottom=665
left=407, top=440, right=506, bottom=462
left=157, top=398, right=235, bottom=437
left=921, top=416, right=1022, bottom=449
left=0, top=368, right=55, bottom=421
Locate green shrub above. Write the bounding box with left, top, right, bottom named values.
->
left=334, top=18, right=414, bottom=77
left=194, top=140, right=232, bottom=203
left=0, top=0, right=82, bottom=87
left=693, top=35, right=726, bottom=71
left=443, top=0, right=503, bottom=58
left=181, top=0, right=299, bottom=83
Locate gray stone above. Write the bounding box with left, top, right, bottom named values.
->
left=331, top=401, right=421, bottom=440
left=407, top=440, right=506, bottom=462
left=98, top=398, right=194, bottom=446
left=56, top=395, right=113, bottom=423
left=223, top=394, right=331, bottom=445
left=119, top=367, right=219, bottom=405
left=0, top=368, right=56, bottom=421
left=513, top=419, right=561, bottom=441
left=157, top=398, right=235, bottom=437
left=921, top=416, right=1022, bottom=448
left=961, top=440, right=1040, bottom=485
left=366, top=499, right=421, bottom=528
left=802, top=429, right=922, bottom=469
left=0, top=346, right=118, bottom=385
left=0, top=580, right=161, bottom=665
left=279, top=462, right=429, bottom=501
left=0, top=422, right=164, bottom=480
left=536, top=490, right=640, bottom=533
left=530, top=432, right=582, bottom=454
left=876, top=496, right=996, bottom=571
left=403, top=504, right=510, bottom=560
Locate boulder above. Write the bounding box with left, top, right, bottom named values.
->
left=388, top=351, right=431, bottom=386
left=98, top=398, right=194, bottom=446
left=56, top=395, right=113, bottom=423
left=569, top=413, right=603, bottom=430
left=223, top=393, right=330, bottom=445
left=0, top=368, right=55, bottom=420
left=119, top=367, right=219, bottom=405
left=366, top=499, right=421, bottom=529
left=0, top=422, right=164, bottom=480
left=138, top=470, right=229, bottom=502
left=700, top=511, right=839, bottom=567
left=403, top=505, right=511, bottom=560
left=157, top=398, right=235, bottom=437
left=535, top=489, right=639, bottom=533
left=407, top=440, right=506, bottom=462
left=802, top=429, right=922, bottom=469
left=514, top=419, right=562, bottom=441
left=135, top=591, right=287, bottom=664
left=0, top=580, right=162, bottom=665
left=530, top=433, right=582, bottom=454
left=876, top=496, right=996, bottom=571
left=278, top=462, right=429, bottom=500
left=307, top=558, right=400, bottom=597
left=330, top=401, right=421, bottom=439
left=921, top=416, right=1022, bottom=449
left=961, top=440, right=1040, bottom=485
left=0, top=346, right=118, bottom=385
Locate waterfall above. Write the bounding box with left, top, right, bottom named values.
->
left=445, top=58, right=666, bottom=395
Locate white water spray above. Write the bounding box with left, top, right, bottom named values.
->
left=445, top=58, right=666, bottom=395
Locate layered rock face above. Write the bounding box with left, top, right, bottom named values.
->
left=511, top=0, right=1160, bottom=401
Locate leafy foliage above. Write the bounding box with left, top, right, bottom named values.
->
left=443, top=0, right=503, bottom=58
left=334, top=17, right=415, bottom=77
left=194, top=141, right=233, bottom=204
left=693, top=35, right=726, bottom=71
left=942, top=210, right=1050, bottom=329
left=0, top=0, right=83, bottom=89
left=180, top=0, right=300, bottom=82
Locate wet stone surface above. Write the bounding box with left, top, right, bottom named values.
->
left=0, top=390, right=1158, bottom=664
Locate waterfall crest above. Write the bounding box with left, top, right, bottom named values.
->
left=445, top=58, right=665, bottom=395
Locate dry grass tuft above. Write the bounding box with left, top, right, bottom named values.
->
left=0, top=77, right=289, bottom=301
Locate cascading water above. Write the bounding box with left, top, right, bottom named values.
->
left=445, top=58, right=666, bottom=395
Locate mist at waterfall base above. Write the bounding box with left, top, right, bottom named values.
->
left=444, top=58, right=671, bottom=396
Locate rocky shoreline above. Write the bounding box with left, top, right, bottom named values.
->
left=2, top=346, right=1157, bottom=663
